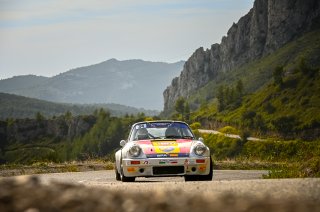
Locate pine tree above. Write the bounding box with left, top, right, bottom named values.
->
left=273, top=66, right=284, bottom=87
left=217, top=85, right=225, bottom=111
left=175, top=97, right=186, bottom=115
left=184, top=102, right=190, bottom=123
left=236, top=79, right=244, bottom=96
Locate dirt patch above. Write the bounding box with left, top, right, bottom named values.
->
left=0, top=176, right=319, bottom=212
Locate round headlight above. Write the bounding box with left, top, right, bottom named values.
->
left=129, top=145, right=142, bottom=157
left=194, top=144, right=207, bottom=156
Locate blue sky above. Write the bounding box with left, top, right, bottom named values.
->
left=0, top=0, right=254, bottom=79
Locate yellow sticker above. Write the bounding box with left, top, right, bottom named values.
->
left=152, top=141, right=180, bottom=154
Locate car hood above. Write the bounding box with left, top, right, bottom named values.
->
left=136, top=139, right=193, bottom=158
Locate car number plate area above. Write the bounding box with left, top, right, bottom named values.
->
left=153, top=166, right=184, bottom=175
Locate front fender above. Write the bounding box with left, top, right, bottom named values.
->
left=115, top=149, right=122, bottom=172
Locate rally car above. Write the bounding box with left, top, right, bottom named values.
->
left=115, top=121, right=213, bottom=182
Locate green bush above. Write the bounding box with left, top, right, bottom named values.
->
left=203, top=134, right=243, bottom=160
left=218, top=126, right=239, bottom=134
left=190, top=122, right=201, bottom=130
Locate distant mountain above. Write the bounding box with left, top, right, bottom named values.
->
left=0, top=59, right=184, bottom=110
left=0, top=92, right=159, bottom=120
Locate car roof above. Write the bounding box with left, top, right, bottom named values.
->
left=133, top=120, right=188, bottom=126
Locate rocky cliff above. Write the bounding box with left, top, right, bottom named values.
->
left=163, top=0, right=320, bottom=112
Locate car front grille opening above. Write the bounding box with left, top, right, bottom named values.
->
left=153, top=166, right=184, bottom=175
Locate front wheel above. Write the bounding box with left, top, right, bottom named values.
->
left=120, top=160, right=135, bottom=182
left=115, top=166, right=121, bottom=181
left=185, top=157, right=213, bottom=181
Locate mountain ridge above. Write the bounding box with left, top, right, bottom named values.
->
left=163, top=0, right=320, bottom=112
left=0, top=59, right=184, bottom=110
left=0, top=92, right=159, bottom=120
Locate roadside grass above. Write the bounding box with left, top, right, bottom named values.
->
left=263, top=156, right=320, bottom=179
left=0, top=160, right=114, bottom=177
left=213, top=159, right=286, bottom=170
left=203, top=132, right=320, bottom=178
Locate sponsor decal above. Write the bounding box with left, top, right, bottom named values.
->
left=159, top=160, right=166, bottom=165
left=143, top=160, right=149, bottom=165
left=156, top=154, right=168, bottom=158
left=142, top=140, right=191, bottom=156
left=146, top=153, right=189, bottom=158
left=169, top=160, right=178, bottom=164
left=152, top=141, right=180, bottom=154
left=158, top=159, right=178, bottom=165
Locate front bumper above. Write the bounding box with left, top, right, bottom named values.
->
left=122, top=157, right=211, bottom=177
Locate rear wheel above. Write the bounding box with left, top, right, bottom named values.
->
left=185, top=157, right=213, bottom=181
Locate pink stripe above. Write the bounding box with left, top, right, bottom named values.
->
left=138, top=139, right=192, bottom=154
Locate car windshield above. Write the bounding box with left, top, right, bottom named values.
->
left=129, top=122, right=194, bottom=141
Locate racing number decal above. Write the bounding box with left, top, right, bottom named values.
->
left=143, top=160, right=149, bottom=165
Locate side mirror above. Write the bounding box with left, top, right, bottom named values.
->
left=198, top=137, right=204, bottom=142
left=120, top=140, right=127, bottom=147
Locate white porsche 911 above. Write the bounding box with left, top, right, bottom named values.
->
left=115, top=121, right=213, bottom=182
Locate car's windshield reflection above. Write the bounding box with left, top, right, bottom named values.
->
left=129, top=122, right=194, bottom=141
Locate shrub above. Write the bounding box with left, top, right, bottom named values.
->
left=203, top=134, right=243, bottom=160
left=272, top=116, right=299, bottom=135
left=190, top=122, right=201, bottom=130
left=219, top=126, right=239, bottom=134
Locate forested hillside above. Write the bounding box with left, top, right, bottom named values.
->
left=0, top=110, right=147, bottom=164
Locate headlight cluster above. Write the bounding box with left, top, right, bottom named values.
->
left=128, top=145, right=142, bottom=157
left=194, top=144, right=207, bottom=156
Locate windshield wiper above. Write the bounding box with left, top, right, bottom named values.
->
left=165, top=135, right=182, bottom=139
left=181, top=136, right=194, bottom=139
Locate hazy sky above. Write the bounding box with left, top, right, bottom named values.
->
left=0, top=0, right=254, bottom=80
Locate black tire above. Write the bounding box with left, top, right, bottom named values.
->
left=120, top=170, right=135, bottom=182
left=115, top=166, right=121, bottom=181
left=184, top=175, right=199, bottom=181
left=184, top=157, right=213, bottom=181
left=120, top=159, right=135, bottom=182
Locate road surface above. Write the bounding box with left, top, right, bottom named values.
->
left=28, top=169, right=268, bottom=184
left=198, top=129, right=264, bottom=141
left=11, top=169, right=320, bottom=200
left=3, top=170, right=320, bottom=211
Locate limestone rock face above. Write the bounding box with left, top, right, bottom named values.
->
left=163, top=0, right=320, bottom=112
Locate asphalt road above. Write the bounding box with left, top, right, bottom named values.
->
left=4, top=170, right=320, bottom=211
left=198, top=129, right=264, bottom=141
left=12, top=169, right=320, bottom=201
left=28, top=169, right=268, bottom=185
